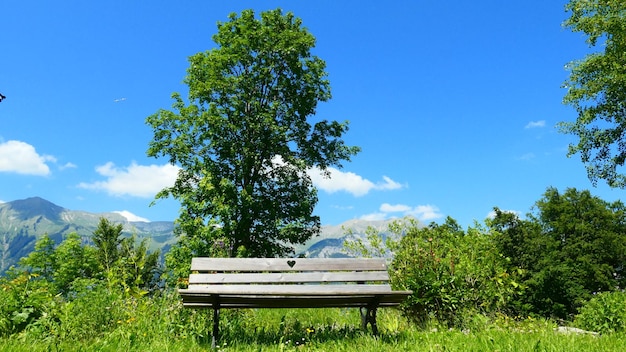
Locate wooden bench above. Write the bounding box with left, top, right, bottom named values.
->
left=179, top=257, right=412, bottom=347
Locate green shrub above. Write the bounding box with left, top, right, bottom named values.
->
left=0, top=272, right=58, bottom=337
left=575, top=291, right=626, bottom=334
left=56, top=279, right=125, bottom=340
left=390, top=218, right=523, bottom=328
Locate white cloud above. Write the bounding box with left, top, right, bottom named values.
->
left=308, top=167, right=403, bottom=197
left=0, top=140, right=55, bottom=176
left=59, top=162, right=77, bottom=170
left=113, top=210, right=150, bottom=222
left=362, top=203, right=444, bottom=222
left=380, top=203, right=412, bottom=213
left=525, top=120, right=546, bottom=129
left=331, top=205, right=354, bottom=210
left=377, top=176, right=403, bottom=191
left=518, top=152, right=535, bottom=160
left=78, top=161, right=180, bottom=198
left=359, top=212, right=388, bottom=221
left=407, top=205, right=443, bottom=221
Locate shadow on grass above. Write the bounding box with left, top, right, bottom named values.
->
left=196, top=321, right=408, bottom=349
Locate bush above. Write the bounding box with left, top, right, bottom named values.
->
left=0, top=272, right=59, bottom=337
left=56, top=279, right=125, bottom=340
left=575, top=291, right=626, bottom=334
left=390, top=218, right=523, bottom=328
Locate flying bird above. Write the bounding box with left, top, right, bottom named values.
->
left=0, top=93, right=5, bottom=102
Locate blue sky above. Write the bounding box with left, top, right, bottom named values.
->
left=1, top=1, right=621, bottom=227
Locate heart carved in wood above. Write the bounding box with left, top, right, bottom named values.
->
left=287, top=260, right=296, bottom=268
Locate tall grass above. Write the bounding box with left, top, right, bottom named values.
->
left=1, top=300, right=623, bottom=351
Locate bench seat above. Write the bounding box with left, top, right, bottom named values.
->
left=179, top=257, right=412, bottom=347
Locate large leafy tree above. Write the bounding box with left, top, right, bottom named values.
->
left=489, top=187, right=626, bottom=318
left=147, top=9, right=359, bottom=260
left=559, top=0, right=626, bottom=187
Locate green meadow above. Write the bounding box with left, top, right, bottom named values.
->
left=1, top=301, right=623, bottom=351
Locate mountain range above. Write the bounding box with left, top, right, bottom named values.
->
left=0, top=197, right=408, bottom=274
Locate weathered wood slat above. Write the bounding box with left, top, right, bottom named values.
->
left=188, top=271, right=390, bottom=284
left=181, top=284, right=398, bottom=295
left=190, top=257, right=388, bottom=272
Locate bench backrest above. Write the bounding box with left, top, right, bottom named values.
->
left=188, top=257, right=391, bottom=286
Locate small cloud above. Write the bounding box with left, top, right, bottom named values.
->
left=359, top=212, right=388, bottom=221
left=407, top=205, right=443, bottom=221
left=308, top=167, right=404, bottom=197
left=362, top=203, right=444, bottom=222
left=380, top=203, right=412, bottom=213
left=376, top=176, right=403, bottom=191
left=525, top=120, right=546, bottom=129
left=518, top=153, right=535, bottom=160
left=0, top=140, right=55, bottom=176
left=113, top=210, right=149, bottom=222
left=59, top=162, right=77, bottom=170
left=78, top=161, right=180, bottom=198
left=331, top=205, right=354, bottom=210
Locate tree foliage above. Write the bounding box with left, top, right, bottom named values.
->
left=18, top=233, right=100, bottom=296
left=92, top=217, right=124, bottom=273
left=115, top=233, right=161, bottom=293
left=146, top=9, right=359, bottom=261
left=559, top=0, right=626, bottom=187
left=12, top=218, right=161, bottom=297
left=91, top=218, right=160, bottom=292
left=489, top=187, right=626, bottom=318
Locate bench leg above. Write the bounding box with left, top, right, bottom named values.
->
left=212, top=307, right=220, bottom=349
left=360, top=306, right=379, bottom=336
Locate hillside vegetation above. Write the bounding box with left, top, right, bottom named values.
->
left=0, top=197, right=176, bottom=273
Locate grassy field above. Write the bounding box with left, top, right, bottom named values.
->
left=1, top=307, right=623, bottom=351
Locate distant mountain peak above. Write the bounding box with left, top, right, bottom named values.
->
left=6, top=197, right=65, bottom=221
